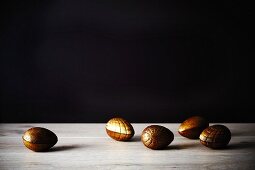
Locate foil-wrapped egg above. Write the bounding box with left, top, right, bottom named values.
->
left=106, top=117, right=135, bottom=141
left=141, top=125, right=174, bottom=150
left=199, top=125, right=231, bottom=149
left=179, top=116, right=209, bottom=139
left=22, top=127, right=58, bottom=152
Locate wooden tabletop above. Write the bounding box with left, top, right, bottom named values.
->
left=0, top=123, right=255, bottom=170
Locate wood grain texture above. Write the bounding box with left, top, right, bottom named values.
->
left=0, top=123, right=255, bottom=170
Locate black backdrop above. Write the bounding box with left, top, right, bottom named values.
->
left=0, top=1, right=253, bottom=122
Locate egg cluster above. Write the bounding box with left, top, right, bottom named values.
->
left=22, top=116, right=231, bottom=152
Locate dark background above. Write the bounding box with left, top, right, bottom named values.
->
left=0, top=1, right=253, bottom=122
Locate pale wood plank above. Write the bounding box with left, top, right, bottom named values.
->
left=0, top=123, right=255, bottom=170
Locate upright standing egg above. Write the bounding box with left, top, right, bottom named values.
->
left=106, top=117, right=135, bottom=141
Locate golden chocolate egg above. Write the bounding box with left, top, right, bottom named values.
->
left=22, top=127, right=58, bottom=152
left=199, top=125, right=231, bottom=149
left=141, top=125, right=174, bottom=150
left=106, top=117, right=135, bottom=141
left=178, top=116, right=209, bottom=139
